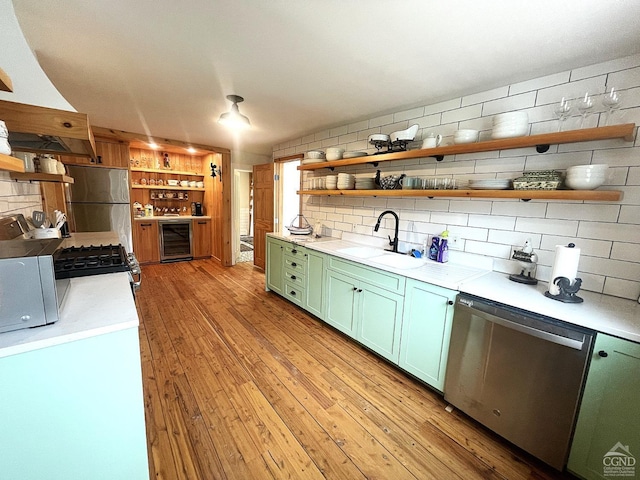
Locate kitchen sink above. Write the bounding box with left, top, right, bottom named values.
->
left=336, top=246, right=385, bottom=258
left=369, top=253, right=424, bottom=269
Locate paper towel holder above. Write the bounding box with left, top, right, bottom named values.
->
left=545, top=276, right=584, bottom=303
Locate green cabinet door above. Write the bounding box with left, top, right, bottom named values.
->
left=325, top=269, right=358, bottom=336
left=357, top=283, right=404, bottom=363
left=305, top=249, right=325, bottom=319
left=399, top=278, right=456, bottom=392
left=266, top=236, right=285, bottom=294
left=568, top=334, right=640, bottom=480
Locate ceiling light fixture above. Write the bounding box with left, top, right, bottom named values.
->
left=218, top=94, right=251, bottom=130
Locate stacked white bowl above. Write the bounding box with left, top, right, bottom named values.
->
left=491, top=112, right=529, bottom=139
left=326, top=147, right=345, bottom=161
left=337, top=173, right=355, bottom=190
left=564, top=164, right=609, bottom=190
left=453, top=129, right=479, bottom=144
left=355, top=176, right=376, bottom=190
left=325, top=175, right=338, bottom=189
left=302, top=150, right=326, bottom=165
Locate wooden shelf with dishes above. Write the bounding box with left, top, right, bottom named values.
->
left=297, top=123, right=636, bottom=171
left=10, top=172, right=75, bottom=184
left=0, top=153, right=25, bottom=173
left=130, top=167, right=205, bottom=177
left=131, top=185, right=205, bottom=192
left=297, top=188, right=622, bottom=202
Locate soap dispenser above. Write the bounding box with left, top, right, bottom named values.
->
left=428, top=236, right=440, bottom=261
left=437, top=230, right=449, bottom=263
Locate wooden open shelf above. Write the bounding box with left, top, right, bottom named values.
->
left=298, top=189, right=623, bottom=202
left=10, top=172, right=74, bottom=183
left=298, top=124, right=636, bottom=171
left=132, top=185, right=205, bottom=192
left=130, top=167, right=204, bottom=176
left=0, top=68, right=13, bottom=92
left=0, top=153, right=25, bottom=173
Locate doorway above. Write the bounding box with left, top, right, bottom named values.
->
left=234, top=170, right=254, bottom=263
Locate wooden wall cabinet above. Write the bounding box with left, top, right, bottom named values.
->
left=59, top=138, right=129, bottom=168
left=192, top=219, right=212, bottom=258
left=133, top=221, right=159, bottom=264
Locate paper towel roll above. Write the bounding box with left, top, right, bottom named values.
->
left=548, top=244, right=581, bottom=295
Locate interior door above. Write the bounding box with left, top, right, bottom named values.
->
left=252, top=162, right=274, bottom=270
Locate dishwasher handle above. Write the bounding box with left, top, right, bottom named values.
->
left=456, top=302, right=586, bottom=350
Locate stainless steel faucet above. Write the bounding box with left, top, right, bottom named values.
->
left=374, top=210, right=399, bottom=253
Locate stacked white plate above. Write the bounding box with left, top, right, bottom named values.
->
left=302, top=150, right=326, bottom=165
left=337, top=173, right=355, bottom=190
left=325, top=175, right=338, bottom=189
left=491, top=112, right=529, bottom=139
left=343, top=151, right=368, bottom=159
left=355, top=177, right=376, bottom=190
left=468, top=179, right=512, bottom=190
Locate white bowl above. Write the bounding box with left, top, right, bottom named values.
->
left=180, top=180, right=189, bottom=187
left=492, top=111, right=529, bottom=125
left=454, top=129, right=479, bottom=143
left=167, top=179, right=179, bottom=186
left=305, top=150, right=325, bottom=159
left=565, top=176, right=606, bottom=190
left=196, top=181, right=204, bottom=188
left=491, top=125, right=528, bottom=139
left=326, top=147, right=345, bottom=161
left=566, top=164, right=609, bottom=174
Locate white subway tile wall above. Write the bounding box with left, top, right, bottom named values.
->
left=275, top=53, right=640, bottom=300
left=0, top=171, right=43, bottom=221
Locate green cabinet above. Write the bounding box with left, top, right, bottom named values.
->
left=399, top=279, right=457, bottom=392
left=266, top=236, right=286, bottom=294
left=305, top=249, right=325, bottom=318
left=325, top=257, right=405, bottom=363
left=568, top=334, right=640, bottom=480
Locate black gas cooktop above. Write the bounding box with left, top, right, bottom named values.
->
left=54, top=244, right=131, bottom=279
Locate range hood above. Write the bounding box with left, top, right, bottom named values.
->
left=0, top=99, right=96, bottom=157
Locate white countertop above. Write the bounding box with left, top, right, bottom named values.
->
left=61, top=231, right=120, bottom=247
left=0, top=272, right=139, bottom=359
left=460, top=272, right=640, bottom=343
left=269, top=233, right=640, bottom=344
left=133, top=215, right=211, bottom=221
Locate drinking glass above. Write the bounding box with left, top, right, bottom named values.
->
left=577, top=92, right=594, bottom=128
left=602, top=87, right=622, bottom=126
left=553, top=97, right=572, bottom=132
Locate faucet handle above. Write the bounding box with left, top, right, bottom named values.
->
left=388, top=235, right=395, bottom=246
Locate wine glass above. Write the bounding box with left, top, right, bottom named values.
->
left=602, top=87, right=622, bottom=126
left=577, top=92, right=594, bottom=128
left=553, top=97, right=572, bottom=132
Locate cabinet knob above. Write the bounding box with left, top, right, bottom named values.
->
left=357, top=288, right=362, bottom=293
left=448, top=300, right=454, bottom=305
left=598, top=350, right=609, bottom=358
left=291, top=262, right=297, bottom=267
left=290, top=291, right=296, bottom=296
left=292, top=249, right=297, bottom=254
left=291, top=275, right=296, bottom=280
left=353, top=287, right=358, bottom=291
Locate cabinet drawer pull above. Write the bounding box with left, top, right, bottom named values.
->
left=292, top=248, right=298, bottom=254
left=598, top=350, right=609, bottom=358
left=291, top=262, right=297, bottom=267
left=290, top=290, right=296, bottom=296
left=141, top=223, right=153, bottom=227
left=198, top=221, right=207, bottom=224
left=290, top=275, right=296, bottom=280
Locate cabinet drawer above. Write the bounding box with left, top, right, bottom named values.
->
left=328, top=257, right=405, bottom=294
left=284, top=256, right=307, bottom=274
left=283, top=282, right=304, bottom=306
left=284, top=244, right=307, bottom=259
left=284, top=270, right=305, bottom=287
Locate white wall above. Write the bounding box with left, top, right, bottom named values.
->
left=274, top=54, right=640, bottom=301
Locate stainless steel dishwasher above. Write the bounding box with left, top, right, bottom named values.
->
left=444, top=293, right=594, bottom=470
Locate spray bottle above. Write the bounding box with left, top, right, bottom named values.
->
left=437, top=230, right=449, bottom=263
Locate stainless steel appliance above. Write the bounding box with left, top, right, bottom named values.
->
left=65, top=165, right=132, bottom=252
left=0, top=237, right=70, bottom=333
left=159, top=220, right=192, bottom=262
left=191, top=202, right=203, bottom=216
left=444, top=294, right=594, bottom=470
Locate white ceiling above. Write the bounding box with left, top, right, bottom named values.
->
left=12, top=0, right=640, bottom=155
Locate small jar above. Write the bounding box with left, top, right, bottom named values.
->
left=0, top=120, right=11, bottom=155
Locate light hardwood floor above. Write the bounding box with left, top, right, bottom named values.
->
left=136, top=259, right=574, bottom=479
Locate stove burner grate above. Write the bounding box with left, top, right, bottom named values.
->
left=54, top=244, right=132, bottom=279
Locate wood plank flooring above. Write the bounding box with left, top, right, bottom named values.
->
left=136, top=259, right=574, bottom=479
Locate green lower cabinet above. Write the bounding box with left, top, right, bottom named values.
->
left=304, top=249, right=325, bottom=319
left=568, top=334, right=640, bottom=480
left=266, top=236, right=285, bottom=294
left=357, top=283, right=404, bottom=363
left=325, top=269, right=358, bottom=336
left=398, top=278, right=457, bottom=392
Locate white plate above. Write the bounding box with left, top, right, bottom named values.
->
left=343, top=151, right=368, bottom=158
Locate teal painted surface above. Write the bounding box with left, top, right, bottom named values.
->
left=266, top=237, right=285, bottom=294
left=568, top=334, right=640, bottom=480
left=357, top=283, right=404, bottom=363
left=326, top=257, right=405, bottom=293
left=305, top=250, right=325, bottom=319
left=399, top=279, right=456, bottom=391
left=0, top=328, right=149, bottom=480
left=325, top=269, right=358, bottom=335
